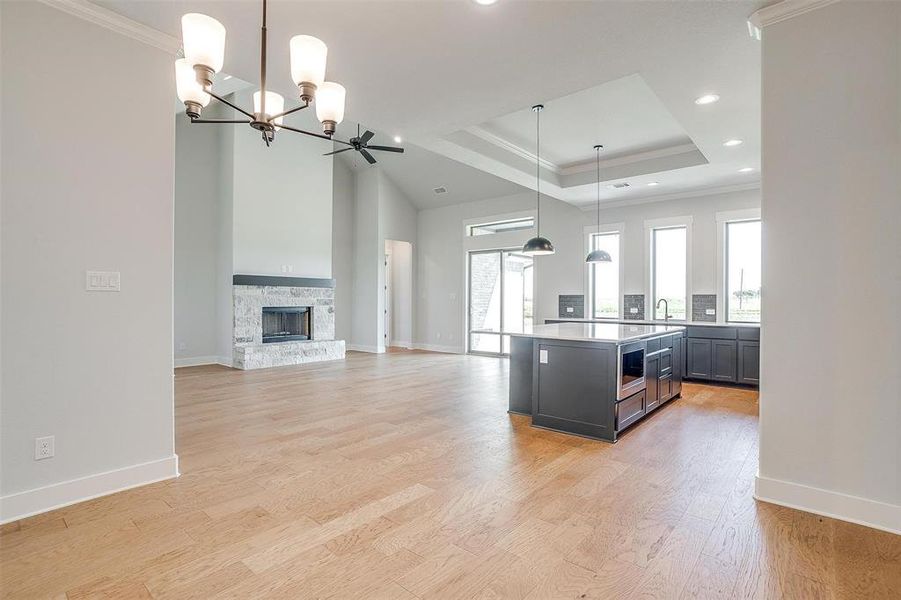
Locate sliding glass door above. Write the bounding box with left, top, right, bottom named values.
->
left=468, top=249, right=533, bottom=356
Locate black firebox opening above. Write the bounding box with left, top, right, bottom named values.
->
left=262, top=306, right=312, bottom=343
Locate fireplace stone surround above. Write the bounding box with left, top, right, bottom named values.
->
left=232, top=275, right=345, bottom=370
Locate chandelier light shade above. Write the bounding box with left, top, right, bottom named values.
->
left=290, top=35, right=328, bottom=100
left=181, top=13, right=226, bottom=74
left=315, top=82, right=346, bottom=135
left=586, top=144, right=612, bottom=263
left=175, top=0, right=404, bottom=160
left=253, top=90, right=285, bottom=127
left=175, top=59, right=210, bottom=115
left=522, top=104, right=555, bottom=256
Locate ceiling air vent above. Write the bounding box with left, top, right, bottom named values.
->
left=609, top=182, right=630, bottom=189
left=433, top=186, right=448, bottom=195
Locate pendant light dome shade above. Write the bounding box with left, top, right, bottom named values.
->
left=522, top=104, right=555, bottom=256
left=585, top=144, right=613, bottom=263
left=523, top=236, right=555, bottom=256
left=586, top=248, right=612, bottom=262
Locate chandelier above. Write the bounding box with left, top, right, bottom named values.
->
left=174, top=0, right=403, bottom=159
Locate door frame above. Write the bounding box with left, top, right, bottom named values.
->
left=466, top=248, right=532, bottom=357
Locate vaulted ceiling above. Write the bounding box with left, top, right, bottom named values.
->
left=104, top=0, right=764, bottom=209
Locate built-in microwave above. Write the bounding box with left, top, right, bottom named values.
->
left=617, top=341, right=646, bottom=400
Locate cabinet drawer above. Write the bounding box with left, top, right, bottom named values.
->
left=616, top=389, right=646, bottom=431
left=687, top=326, right=737, bottom=340
left=738, top=328, right=760, bottom=341
left=659, top=350, right=673, bottom=373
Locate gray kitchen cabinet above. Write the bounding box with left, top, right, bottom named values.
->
left=711, top=340, right=737, bottom=382
left=672, top=334, right=683, bottom=396
left=645, top=352, right=660, bottom=411
left=687, top=338, right=712, bottom=379
left=738, top=341, right=760, bottom=385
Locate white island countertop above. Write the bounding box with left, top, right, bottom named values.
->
left=509, top=322, right=685, bottom=344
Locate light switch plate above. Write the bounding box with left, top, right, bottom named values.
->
left=630, top=307, right=639, bottom=314
left=86, top=271, right=120, bottom=292
left=539, top=349, right=549, bottom=364
left=566, top=307, right=574, bottom=313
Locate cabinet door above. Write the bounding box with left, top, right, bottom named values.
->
left=672, top=336, right=683, bottom=396
left=738, top=341, right=760, bottom=385
left=687, top=338, right=712, bottom=379
left=712, top=340, right=737, bottom=382
left=645, top=354, right=660, bottom=411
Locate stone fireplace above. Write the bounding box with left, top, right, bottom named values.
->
left=232, top=275, right=345, bottom=370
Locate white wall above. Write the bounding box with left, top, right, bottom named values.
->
left=757, top=1, right=901, bottom=533
left=174, top=116, right=222, bottom=364
left=377, top=175, right=418, bottom=351
left=231, top=90, right=334, bottom=277
left=351, top=170, right=381, bottom=351
left=332, top=158, right=356, bottom=343
left=415, top=188, right=760, bottom=352
left=0, top=2, right=178, bottom=521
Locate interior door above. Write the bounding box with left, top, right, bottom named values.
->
left=468, top=249, right=533, bottom=356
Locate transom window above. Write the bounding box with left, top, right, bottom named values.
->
left=467, top=217, right=534, bottom=237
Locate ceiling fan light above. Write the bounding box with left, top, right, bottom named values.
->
left=181, top=13, right=226, bottom=74
left=175, top=59, right=210, bottom=109
left=316, top=82, right=346, bottom=128
left=290, top=35, right=328, bottom=94
left=253, top=90, right=285, bottom=128
left=522, top=236, right=555, bottom=256
left=585, top=248, right=612, bottom=263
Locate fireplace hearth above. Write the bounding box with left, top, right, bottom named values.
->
left=262, top=306, right=311, bottom=343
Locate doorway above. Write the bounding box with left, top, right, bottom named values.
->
left=467, top=249, right=534, bottom=356
left=384, top=240, right=414, bottom=350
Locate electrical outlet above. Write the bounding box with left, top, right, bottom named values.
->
left=630, top=307, right=639, bottom=314
left=35, top=436, right=54, bottom=460
left=177, top=341, right=187, bottom=351
left=86, top=270, right=120, bottom=292
left=705, top=308, right=715, bottom=315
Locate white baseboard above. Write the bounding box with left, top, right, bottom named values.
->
left=413, top=343, right=464, bottom=354
left=347, top=344, right=383, bottom=353
left=174, top=355, right=232, bottom=368
left=390, top=340, right=414, bottom=349
left=0, top=454, right=180, bottom=525
left=755, top=474, right=901, bottom=534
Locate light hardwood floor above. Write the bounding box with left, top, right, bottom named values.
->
left=1, top=351, right=898, bottom=599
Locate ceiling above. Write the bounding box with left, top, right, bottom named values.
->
left=104, top=0, right=765, bottom=209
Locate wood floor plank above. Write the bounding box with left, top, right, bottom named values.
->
left=0, top=354, right=896, bottom=600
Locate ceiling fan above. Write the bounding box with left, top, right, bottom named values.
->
left=324, top=125, right=404, bottom=164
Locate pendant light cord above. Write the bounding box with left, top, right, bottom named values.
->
left=535, top=106, right=541, bottom=236
left=260, top=0, right=268, bottom=117
left=596, top=145, right=601, bottom=232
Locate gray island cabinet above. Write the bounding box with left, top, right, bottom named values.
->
left=509, top=323, right=685, bottom=443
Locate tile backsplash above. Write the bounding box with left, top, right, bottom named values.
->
left=558, top=295, right=585, bottom=318
left=692, top=294, right=717, bottom=322
left=623, top=294, right=645, bottom=320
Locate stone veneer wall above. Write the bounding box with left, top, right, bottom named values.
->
left=232, top=284, right=344, bottom=370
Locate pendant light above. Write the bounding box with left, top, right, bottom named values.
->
left=586, top=144, right=612, bottom=263
left=522, top=104, right=555, bottom=256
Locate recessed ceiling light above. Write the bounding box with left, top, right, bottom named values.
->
left=393, top=135, right=402, bottom=144
left=647, top=182, right=659, bottom=187
left=473, top=0, right=498, bottom=5
left=695, top=94, right=720, bottom=105
left=723, top=139, right=743, bottom=147
left=738, top=167, right=754, bottom=173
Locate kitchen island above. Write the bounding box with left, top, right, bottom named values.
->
left=509, top=322, right=685, bottom=442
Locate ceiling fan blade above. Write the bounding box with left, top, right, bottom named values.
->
left=366, top=145, right=405, bottom=153
left=360, top=149, right=377, bottom=165
left=322, top=148, right=353, bottom=156
left=359, top=130, right=375, bottom=144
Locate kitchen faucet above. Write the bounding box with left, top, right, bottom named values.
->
left=656, top=298, right=672, bottom=322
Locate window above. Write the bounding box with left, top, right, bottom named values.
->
left=589, top=232, right=620, bottom=318
left=726, top=220, right=761, bottom=323
left=652, top=226, right=687, bottom=320
left=467, top=249, right=533, bottom=356
left=467, top=217, right=534, bottom=237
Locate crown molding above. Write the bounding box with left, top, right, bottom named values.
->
left=575, top=181, right=761, bottom=211
left=466, top=125, right=561, bottom=174
left=748, top=0, right=842, bottom=29
left=36, top=0, right=180, bottom=54
left=559, top=143, right=699, bottom=176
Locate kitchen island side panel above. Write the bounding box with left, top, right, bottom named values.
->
left=508, top=336, right=534, bottom=414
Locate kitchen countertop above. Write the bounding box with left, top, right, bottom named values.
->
left=510, top=322, right=685, bottom=344
left=549, top=317, right=759, bottom=329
